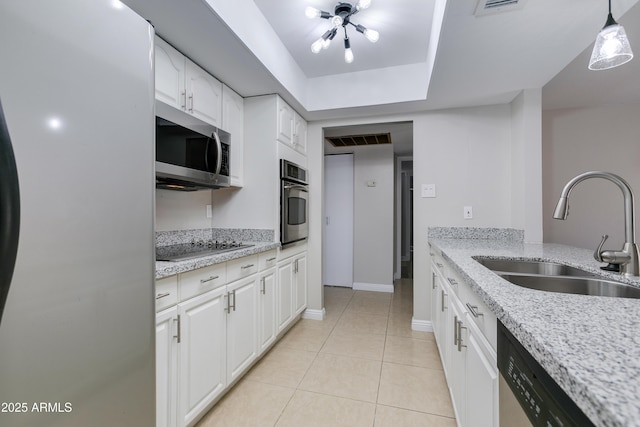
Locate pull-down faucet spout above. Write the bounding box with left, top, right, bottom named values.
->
left=553, top=171, right=639, bottom=276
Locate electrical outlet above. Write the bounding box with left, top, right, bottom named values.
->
left=422, top=184, right=436, bottom=198
left=464, top=206, right=473, bottom=219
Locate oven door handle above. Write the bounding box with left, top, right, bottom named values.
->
left=284, top=184, right=308, bottom=192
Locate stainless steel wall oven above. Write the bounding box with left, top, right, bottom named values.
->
left=280, top=160, right=309, bottom=246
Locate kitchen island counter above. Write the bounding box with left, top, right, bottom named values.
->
left=428, top=228, right=640, bottom=427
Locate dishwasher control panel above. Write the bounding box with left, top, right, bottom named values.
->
left=497, top=322, right=595, bottom=427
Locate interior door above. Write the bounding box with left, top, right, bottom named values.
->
left=323, top=154, right=354, bottom=287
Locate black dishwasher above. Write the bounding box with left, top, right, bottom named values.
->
left=497, top=322, right=595, bottom=427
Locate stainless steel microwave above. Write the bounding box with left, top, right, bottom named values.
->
left=155, top=102, right=230, bottom=191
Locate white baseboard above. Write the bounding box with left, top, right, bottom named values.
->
left=353, top=282, right=394, bottom=293
left=411, top=318, right=433, bottom=332
left=302, top=308, right=326, bottom=321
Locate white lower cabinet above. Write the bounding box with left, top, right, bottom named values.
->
left=259, top=267, right=277, bottom=352
left=431, top=249, right=498, bottom=427
left=156, top=306, right=178, bottom=427
left=177, top=287, right=227, bottom=427
left=155, top=249, right=305, bottom=427
left=225, top=275, right=259, bottom=384
left=276, top=260, right=294, bottom=333
left=293, top=252, right=307, bottom=315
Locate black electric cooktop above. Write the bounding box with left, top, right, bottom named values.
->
left=156, top=241, right=254, bottom=262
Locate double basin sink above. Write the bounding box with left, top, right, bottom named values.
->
left=474, top=258, right=640, bottom=299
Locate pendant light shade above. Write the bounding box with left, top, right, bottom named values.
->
left=588, top=1, right=634, bottom=70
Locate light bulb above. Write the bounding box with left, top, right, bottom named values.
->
left=364, top=28, right=379, bottom=43
left=311, top=38, right=324, bottom=54
left=345, top=48, right=354, bottom=63
left=331, top=15, right=343, bottom=27
left=322, top=38, right=332, bottom=49
left=305, top=6, right=321, bottom=19
left=356, top=0, right=372, bottom=10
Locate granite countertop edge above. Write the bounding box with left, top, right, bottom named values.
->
left=428, top=236, right=640, bottom=427
left=155, top=241, right=281, bottom=280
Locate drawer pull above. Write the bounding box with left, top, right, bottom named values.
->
left=200, top=275, right=220, bottom=284
left=436, top=262, right=444, bottom=268
left=466, top=303, right=484, bottom=318
left=261, top=277, right=266, bottom=294
left=241, top=263, right=255, bottom=270
left=457, top=319, right=467, bottom=352
left=267, top=257, right=276, bottom=262
left=156, top=292, right=171, bottom=300
left=441, top=290, right=447, bottom=312
left=447, top=277, right=458, bottom=286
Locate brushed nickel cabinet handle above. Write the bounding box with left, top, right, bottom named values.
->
left=453, top=315, right=458, bottom=346
left=261, top=277, right=266, bottom=295
left=181, top=91, right=186, bottom=110
left=267, top=257, right=276, bottom=262
left=200, top=275, right=219, bottom=284
left=436, top=262, right=444, bottom=268
left=241, top=264, right=255, bottom=270
left=466, top=303, right=484, bottom=318
left=457, top=320, right=467, bottom=352
left=156, top=292, right=170, bottom=300
left=441, top=290, right=447, bottom=312
left=231, top=290, right=236, bottom=311
left=188, top=93, right=194, bottom=112
left=447, top=277, right=458, bottom=286
left=174, top=315, right=181, bottom=344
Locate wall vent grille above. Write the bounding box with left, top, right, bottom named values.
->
left=326, top=133, right=391, bottom=147
left=475, top=0, right=526, bottom=16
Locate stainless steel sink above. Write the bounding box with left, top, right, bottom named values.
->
left=498, top=274, right=640, bottom=299
left=474, top=257, right=596, bottom=277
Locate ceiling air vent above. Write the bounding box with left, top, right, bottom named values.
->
left=475, top=0, right=527, bottom=16
left=326, top=133, right=391, bottom=148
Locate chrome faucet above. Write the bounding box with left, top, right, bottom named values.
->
left=553, top=171, right=640, bottom=276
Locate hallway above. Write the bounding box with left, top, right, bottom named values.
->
left=196, top=279, right=455, bottom=426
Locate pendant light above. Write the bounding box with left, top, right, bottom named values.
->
left=588, top=0, right=634, bottom=70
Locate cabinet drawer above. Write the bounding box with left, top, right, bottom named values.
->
left=156, top=276, right=178, bottom=312
left=180, top=263, right=227, bottom=301
left=459, top=282, right=498, bottom=351
left=227, top=255, right=258, bottom=282
left=259, top=250, right=277, bottom=271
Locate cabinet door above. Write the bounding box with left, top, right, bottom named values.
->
left=277, top=260, right=294, bottom=332
left=186, top=59, right=222, bottom=127
left=259, top=268, right=277, bottom=353
left=178, top=287, right=227, bottom=427
left=430, top=268, right=440, bottom=339
left=226, top=275, right=259, bottom=383
left=156, top=306, right=178, bottom=427
left=222, top=84, right=244, bottom=187
left=449, top=300, right=467, bottom=427
left=276, top=98, right=294, bottom=146
left=293, top=253, right=307, bottom=315
left=293, top=113, right=307, bottom=154
left=436, top=279, right=451, bottom=375
left=466, top=332, right=499, bottom=427
left=155, top=37, right=186, bottom=110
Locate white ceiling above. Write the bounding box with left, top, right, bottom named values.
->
left=123, top=0, right=640, bottom=153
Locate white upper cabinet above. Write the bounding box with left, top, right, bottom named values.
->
left=276, top=96, right=307, bottom=156
left=155, top=37, right=186, bottom=110
left=276, top=97, right=294, bottom=146
left=154, top=36, right=223, bottom=128
left=293, top=112, right=307, bottom=155
left=185, top=59, right=222, bottom=127
left=222, top=84, right=244, bottom=187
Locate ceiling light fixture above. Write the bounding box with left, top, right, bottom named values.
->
left=306, top=1, right=379, bottom=63
left=588, top=0, right=634, bottom=70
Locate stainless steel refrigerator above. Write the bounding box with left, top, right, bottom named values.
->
left=0, top=1, right=155, bottom=426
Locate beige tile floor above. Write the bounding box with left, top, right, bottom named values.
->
left=196, top=279, right=456, bottom=427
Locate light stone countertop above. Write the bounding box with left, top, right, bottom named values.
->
left=155, top=241, right=280, bottom=280
left=429, top=234, right=640, bottom=427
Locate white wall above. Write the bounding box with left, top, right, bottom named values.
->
left=542, top=104, right=640, bottom=250
left=155, top=189, right=213, bottom=232
left=511, top=89, right=543, bottom=243
left=325, top=145, right=395, bottom=288
left=307, top=103, right=520, bottom=323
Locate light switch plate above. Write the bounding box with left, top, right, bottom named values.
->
left=422, top=184, right=436, bottom=198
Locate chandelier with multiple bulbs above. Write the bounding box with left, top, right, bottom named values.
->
left=305, top=0, right=379, bottom=64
